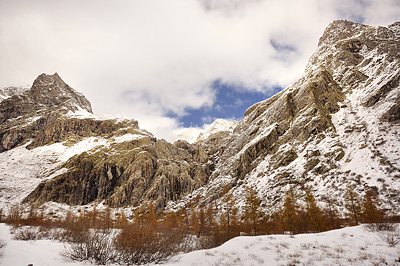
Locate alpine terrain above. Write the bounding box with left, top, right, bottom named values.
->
left=0, top=20, right=399, bottom=217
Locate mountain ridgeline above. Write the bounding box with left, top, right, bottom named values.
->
left=1, top=20, right=400, bottom=214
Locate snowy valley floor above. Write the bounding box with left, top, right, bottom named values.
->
left=0, top=223, right=399, bottom=266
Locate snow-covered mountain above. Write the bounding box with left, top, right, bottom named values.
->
left=176, top=118, right=238, bottom=143
left=0, top=86, right=28, bottom=102
left=177, top=20, right=400, bottom=213
left=0, top=20, right=399, bottom=216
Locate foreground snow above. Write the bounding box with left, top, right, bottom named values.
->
left=0, top=223, right=81, bottom=266
left=167, top=226, right=400, bottom=266
left=0, top=224, right=399, bottom=266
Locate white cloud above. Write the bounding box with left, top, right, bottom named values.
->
left=0, top=0, right=399, bottom=141
left=363, top=0, right=400, bottom=25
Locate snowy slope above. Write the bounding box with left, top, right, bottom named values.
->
left=0, top=86, right=28, bottom=102
left=247, top=21, right=400, bottom=210
left=167, top=225, right=400, bottom=266
left=176, top=118, right=238, bottom=143
left=0, top=223, right=399, bottom=266
left=0, top=223, right=82, bottom=266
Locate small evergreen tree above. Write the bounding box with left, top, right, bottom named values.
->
left=205, top=202, right=217, bottom=232
left=145, top=200, right=158, bottom=228
left=270, top=208, right=284, bottom=234
left=361, top=190, right=384, bottom=223
left=344, top=184, right=361, bottom=225
left=282, top=190, right=298, bottom=234
left=221, top=186, right=238, bottom=235
left=100, top=206, right=113, bottom=231
left=304, top=187, right=325, bottom=232
left=191, top=207, right=206, bottom=237
left=134, top=204, right=146, bottom=227
left=321, top=195, right=341, bottom=230
left=242, top=185, right=263, bottom=235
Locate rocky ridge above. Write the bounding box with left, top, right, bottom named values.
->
left=0, top=20, right=399, bottom=215
left=169, top=20, right=400, bottom=213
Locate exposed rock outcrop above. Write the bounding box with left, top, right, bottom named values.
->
left=23, top=136, right=212, bottom=210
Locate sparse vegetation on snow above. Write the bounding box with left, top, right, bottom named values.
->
left=1, top=222, right=400, bottom=266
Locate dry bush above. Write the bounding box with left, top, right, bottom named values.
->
left=61, top=221, right=188, bottom=265
left=35, top=226, right=66, bottom=241
left=364, top=222, right=397, bottom=232
left=12, top=226, right=43, bottom=241
left=376, top=228, right=400, bottom=247
left=0, top=238, right=6, bottom=259
left=158, top=222, right=193, bottom=253
left=60, top=218, right=91, bottom=243
left=61, top=230, right=117, bottom=265
left=365, top=223, right=400, bottom=247
left=197, top=230, right=237, bottom=250
left=114, top=224, right=184, bottom=265
left=11, top=225, right=66, bottom=241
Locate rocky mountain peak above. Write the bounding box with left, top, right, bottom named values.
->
left=29, top=72, right=93, bottom=114
left=32, top=72, right=63, bottom=87
left=317, top=20, right=368, bottom=47
left=0, top=73, right=96, bottom=152
left=0, top=73, right=93, bottom=124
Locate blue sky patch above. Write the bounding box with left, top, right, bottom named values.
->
left=175, top=80, right=282, bottom=127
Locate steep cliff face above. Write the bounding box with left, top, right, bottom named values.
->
left=1, top=20, right=399, bottom=214
left=173, top=20, right=400, bottom=213
left=23, top=136, right=212, bottom=210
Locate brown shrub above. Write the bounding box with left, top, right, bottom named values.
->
left=12, top=226, right=42, bottom=241
left=61, top=230, right=117, bottom=265
left=114, top=223, right=185, bottom=265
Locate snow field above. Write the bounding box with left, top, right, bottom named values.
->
left=166, top=225, right=400, bottom=266
left=1, top=223, right=398, bottom=266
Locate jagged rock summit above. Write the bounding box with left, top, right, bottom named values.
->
left=0, top=73, right=95, bottom=152
left=29, top=73, right=93, bottom=114
left=0, top=73, right=92, bottom=125
left=1, top=20, right=399, bottom=216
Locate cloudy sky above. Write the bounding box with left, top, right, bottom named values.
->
left=1, top=0, right=399, bottom=141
